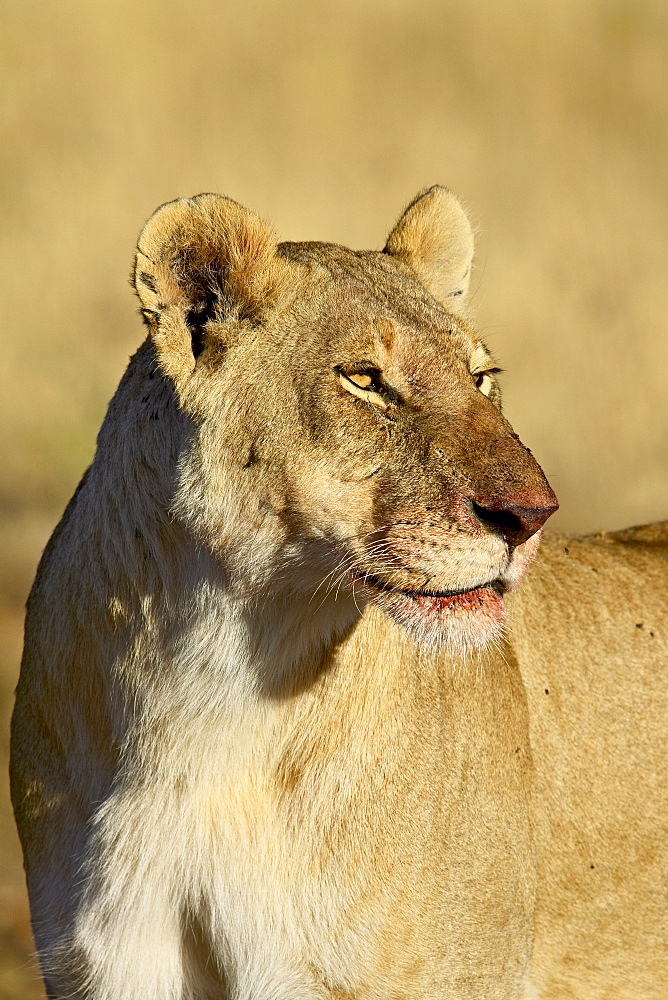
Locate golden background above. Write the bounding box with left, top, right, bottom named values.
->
left=1, top=1, right=666, bottom=994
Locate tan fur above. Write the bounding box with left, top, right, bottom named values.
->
left=383, top=186, right=474, bottom=312
left=10, top=189, right=666, bottom=999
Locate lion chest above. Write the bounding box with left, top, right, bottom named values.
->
left=166, top=660, right=536, bottom=999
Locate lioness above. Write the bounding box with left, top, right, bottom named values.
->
left=10, top=188, right=667, bottom=1000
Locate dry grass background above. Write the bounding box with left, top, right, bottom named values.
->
left=1, top=0, right=666, bottom=994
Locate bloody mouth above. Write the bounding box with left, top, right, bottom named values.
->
left=353, top=571, right=505, bottom=606
left=350, top=570, right=508, bottom=644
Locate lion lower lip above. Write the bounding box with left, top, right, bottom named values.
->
left=356, top=572, right=505, bottom=600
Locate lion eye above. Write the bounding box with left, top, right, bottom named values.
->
left=348, top=372, right=373, bottom=389
left=336, top=368, right=388, bottom=410
left=473, top=368, right=500, bottom=397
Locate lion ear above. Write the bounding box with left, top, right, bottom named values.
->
left=383, top=186, right=474, bottom=315
left=133, top=194, right=288, bottom=386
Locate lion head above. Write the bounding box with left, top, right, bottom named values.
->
left=131, top=187, right=557, bottom=650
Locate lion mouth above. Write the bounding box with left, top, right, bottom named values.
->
left=354, top=572, right=506, bottom=603
left=349, top=569, right=508, bottom=646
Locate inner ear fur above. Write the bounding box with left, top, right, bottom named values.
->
left=384, top=186, right=474, bottom=315
left=133, top=194, right=289, bottom=385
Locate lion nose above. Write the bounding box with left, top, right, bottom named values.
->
left=471, top=497, right=559, bottom=548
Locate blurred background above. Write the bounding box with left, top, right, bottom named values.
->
left=1, top=0, right=666, bottom=994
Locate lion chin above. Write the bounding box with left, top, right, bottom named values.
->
left=350, top=531, right=543, bottom=651
left=361, top=577, right=508, bottom=651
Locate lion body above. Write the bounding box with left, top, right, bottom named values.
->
left=511, top=525, right=668, bottom=999
left=10, top=190, right=667, bottom=999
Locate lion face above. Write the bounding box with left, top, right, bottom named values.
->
left=133, top=188, right=557, bottom=649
